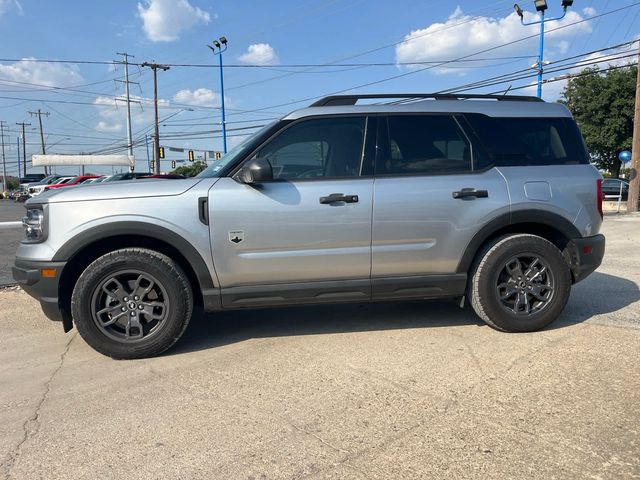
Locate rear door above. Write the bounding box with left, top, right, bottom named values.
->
left=209, top=115, right=376, bottom=307
left=371, top=114, right=510, bottom=300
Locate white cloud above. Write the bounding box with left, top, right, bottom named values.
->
left=395, top=8, right=592, bottom=74
left=238, top=43, right=279, bottom=65
left=137, top=0, right=210, bottom=42
left=0, top=0, right=23, bottom=17
left=93, top=94, right=170, bottom=133
left=96, top=121, right=123, bottom=133
left=0, top=58, right=83, bottom=87
left=173, top=88, right=221, bottom=107
left=582, top=7, right=597, bottom=17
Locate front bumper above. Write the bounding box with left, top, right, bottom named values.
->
left=566, top=234, right=605, bottom=283
left=12, top=258, right=68, bottom=325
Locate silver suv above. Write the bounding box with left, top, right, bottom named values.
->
left=13, top=94, right=605, bottom=359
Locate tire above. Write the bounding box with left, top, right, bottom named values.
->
left=469, top=234, right=571, bottom=333
left=71, top=248, right=193, bottom=359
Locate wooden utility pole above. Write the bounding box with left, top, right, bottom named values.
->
left=141, top=62, right=170, bottom=174
left=16, top=122, right=31, bottom=177
left=628, top=43, right=640, bottom=212
left=29, top=109, right=50, bottom=175
left=0, top=121, right=7, bottom=193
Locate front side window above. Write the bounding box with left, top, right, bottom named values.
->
left=257, top=116, right=366, bottom=180
left=377, top=115, right=472, bottom=175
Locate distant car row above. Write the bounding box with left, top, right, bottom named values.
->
left=9, top=172, right=185, bottom=201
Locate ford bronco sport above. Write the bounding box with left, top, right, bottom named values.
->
left=13, top=94, right=605, bottom=359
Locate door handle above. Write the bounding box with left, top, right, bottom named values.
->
left=452, top=188, right=489, bottom=199
left=319, top=193, right=359, bottom=204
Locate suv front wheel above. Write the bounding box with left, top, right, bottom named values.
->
left=469, top=234, right=571, bottom=332
left=71, top=248, right=193, bottom=359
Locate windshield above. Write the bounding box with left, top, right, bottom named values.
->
left=198, top=121, right=279, bottom=178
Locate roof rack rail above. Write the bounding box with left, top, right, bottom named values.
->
left=309, top=93, right=544, bottom=107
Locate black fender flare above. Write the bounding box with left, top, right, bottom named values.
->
left=456, top=210, right=582, bottom=273
left=53, top=221, right=217, bottom=294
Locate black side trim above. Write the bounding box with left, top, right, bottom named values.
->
left=221, top=279, right=371, bottom=308
left=456, top=210, right=582, bottom=274
left=52, top=222, right=217, bottom=294
left=372, top=274, right=467, bottom=301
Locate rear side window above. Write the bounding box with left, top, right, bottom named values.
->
left=377, top=115, right=472, bottom=175
left=464, top=114, right=589, bottom=167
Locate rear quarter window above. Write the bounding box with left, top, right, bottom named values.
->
left=463, top=114, right=590, bottom=168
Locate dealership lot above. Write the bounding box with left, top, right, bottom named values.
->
left=0, top=214, right=639, bottom=479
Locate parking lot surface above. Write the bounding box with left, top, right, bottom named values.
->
left=0, top=200, right=25, bottom=286
left=0, top=215, right=639, bottom=480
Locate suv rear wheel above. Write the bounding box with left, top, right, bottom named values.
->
left=71, top=248, right=193, bottom=359
left=469, top=234, right=571, bottom=332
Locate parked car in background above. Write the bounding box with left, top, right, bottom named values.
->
left=19, top=173, right=46, bottom=184
left=32, top=176, right=76, bottom=196
left=45, top=175, right=97, bottom=190
left=141, top=173, right=186, bottom=179
left=27, top=175, right=66, bottom=195
left=103, top=172, right=150, bottom=182
left=601, top=178, right=629, bottom=200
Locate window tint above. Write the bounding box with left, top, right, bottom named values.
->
left=464, top=114, right=590, bottom=167
left=378, top=115, right=472, bottom=175
left=258, top=117, right=366, bottom=180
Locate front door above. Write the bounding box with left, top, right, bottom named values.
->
left=209, top=115, right=375, bottom=307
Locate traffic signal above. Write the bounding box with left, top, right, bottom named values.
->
left=188, top=150, right=194, bottom=161
left=171, top=160, right=176, bottom=169
left=215, top=151, right=222, bottom=160
left=150, top=160, right=155, bottom=170
left=159, top=146, right=165, bottom=159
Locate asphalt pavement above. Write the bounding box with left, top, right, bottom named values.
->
left=0, top=200, right=25, bottom=286
left=0, top=214, right=638, bottom=479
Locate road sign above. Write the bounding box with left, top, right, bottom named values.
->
left=619, top=150, right=632, bottom=164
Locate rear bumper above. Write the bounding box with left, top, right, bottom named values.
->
left=12, top=258, right=67, bottom=323
left=566, top=234, right=605, bottom=283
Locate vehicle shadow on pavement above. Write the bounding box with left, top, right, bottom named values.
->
left=170, top=299, right=483, bottom=356
left=169, top=272, right=639, bottom=356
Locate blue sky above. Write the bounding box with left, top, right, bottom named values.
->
left=0, top=0, right=638, bottom=176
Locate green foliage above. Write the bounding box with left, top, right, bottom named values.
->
left=6, top=178, right=19, bottom=190
left=561, top=66, right=636, bottom=177
left=171, top=161, right=208, bottom=177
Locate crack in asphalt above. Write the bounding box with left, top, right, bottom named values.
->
left=1, top=332, right=77, bottom=480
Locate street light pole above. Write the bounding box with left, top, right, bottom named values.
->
left=514, top=1, right=573, bottom=98
left=207, top=36, right=228, bottom=154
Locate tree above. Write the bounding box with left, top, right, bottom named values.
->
left=171, top=161, right=208, bottom=177
left=561, top=66, right=636, bottom=178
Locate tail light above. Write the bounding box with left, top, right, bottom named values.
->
left=596, top=178, right=603, bottom=219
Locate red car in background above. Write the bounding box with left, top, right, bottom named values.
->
left=45, top=175, right=99, bottom=190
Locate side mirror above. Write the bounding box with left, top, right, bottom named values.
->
left=237, top=157, right=273, bottom=184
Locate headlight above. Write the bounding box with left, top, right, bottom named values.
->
left=22, top=206, right=47, bottom=243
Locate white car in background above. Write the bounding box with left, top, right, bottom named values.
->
left=29, top=176, right=76, bottom=196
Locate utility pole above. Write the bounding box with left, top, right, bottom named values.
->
left=28, top=109, right=50, bottom=175
left=115, top=52, right=139, bottom=171
left=0, top=121, right=7, bottom=193
left=16, top=122, right=31, bottom=177
left=141, top=62, right=170, bottom=174
left=207, top=36, right=228, bottom=153
left=628, top=42, right=640, bottom=213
